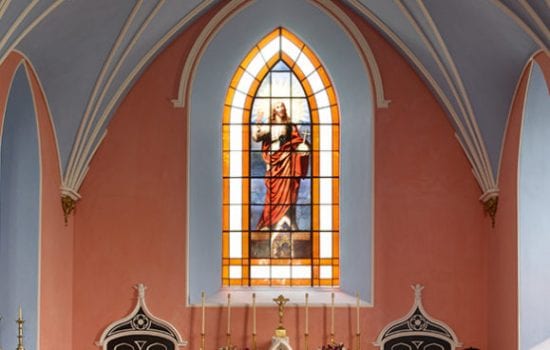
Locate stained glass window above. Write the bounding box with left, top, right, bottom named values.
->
left=222, top=28, right=339, bottom=287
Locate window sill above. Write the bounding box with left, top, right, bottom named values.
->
left=198, top=287, right=371, bottom=307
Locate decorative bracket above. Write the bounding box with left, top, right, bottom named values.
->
left=60, top=186, right=81, bottom=225
left=480, top=189, right=499, bottom=228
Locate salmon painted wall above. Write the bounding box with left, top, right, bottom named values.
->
left=488, top=51, right=550, bottom=350
left=25, top=56, right=74, bottom=350
left=74, top=3, right=488, bottom=350
left=0, top=51, right=73, bottom=350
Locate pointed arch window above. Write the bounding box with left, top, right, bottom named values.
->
left=222, top=28, right=339, bottom=287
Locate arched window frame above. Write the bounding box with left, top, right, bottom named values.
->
left=222, top=28, right=340, bottom=287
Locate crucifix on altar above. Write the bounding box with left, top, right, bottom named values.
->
left=270, top=295, right=293, bottom=350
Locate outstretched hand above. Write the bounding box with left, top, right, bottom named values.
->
left=255, top=110, right=264, bottom=123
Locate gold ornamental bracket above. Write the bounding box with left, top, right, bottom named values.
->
left=60, top=186, right=81, bottom=225
left=480, top=189, right=499, bottom=228
left=273, top=294, right=289, bottom=337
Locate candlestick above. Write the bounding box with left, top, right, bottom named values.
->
left=330, top=292, right=335, bottom=343
left=356, top=292, right=360, bottom=334
left=305, top=293, right=309, bottom=350
left=16, top=306, right=25, bottom=350
left=226, top=293, right=231, bottom=347
left=356, top=292, right=361, bottom=350
left=252, top=293, right=256, bottom=350
left=201, top=291, right=205, bottom=334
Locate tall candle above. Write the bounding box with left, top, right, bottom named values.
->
left=356, top=291, right=360, bottom=334
left=201, top=291, right=205, bottom=334
left=252, top=293, right=256, bottom=334
left=305, top=293, right=309, bottom=334
left=331, top=292, right=335, bottom=335
left=227, top=293, right=231, bottom=334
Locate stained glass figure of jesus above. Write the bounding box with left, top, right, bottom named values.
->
left=252, top=101, right=310, bottom=231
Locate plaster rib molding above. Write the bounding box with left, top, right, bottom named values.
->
left=309, top=0, right=390, bottom=108
left=416, top=0, right=499, bottom=222
left=518, top=0, right=550, bottom=42
left=0, top=0, right=38, bottom=58
left=0, top=1, right=64, bottom=67
left=60, top=0, right=213, bottom=219
left=0, top=0, right=11, bottom=19
left=490, top=0, right=549, bottom=52
left=172, top=0, right=249, bottom=108
left=395, top=0, right=493, bottom=195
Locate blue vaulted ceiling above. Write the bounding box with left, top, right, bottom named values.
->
left=0, top=0, right=548, bottom=200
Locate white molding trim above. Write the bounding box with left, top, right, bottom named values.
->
left=346, top=0, right=498, bottom=196
left=519, top=0, right=550, bottom=42
left=0, top=1, right=63, bottom=67
left=67, top=0, right=166, bottom=194
left=496, top=50, right=542, bottom=182
left=0, top=0, right=11, bottom=19
left=310, top=0, right=390, bottom=108
left=96, top=284, right=187, bottom=349
left=374, top=284, right=462, bottom=349
left=416, top=0, right=497, bottom=192
left=0, top=59, right=23, bottom=147
left=0, top=0, right=38, bottom=58
left=395, top=0, right=495, bottom=194
left=490, top=0, right=549, bottom=53
left=23, top=62, right=43, bottom=350
left=172, top=0, right=249, bottom=108
left=64, top=0, right=144, bottom=192
left=15, top=50, right=65, bottom=191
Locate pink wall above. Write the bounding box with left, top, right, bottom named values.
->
left=0, top=52, right=73, bottom=350
left=488, top=51, right=550, bottom=350
left=73, top=2, right=488, bottom=350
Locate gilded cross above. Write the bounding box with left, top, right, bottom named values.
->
left=273, top=294, right=289, bottom=330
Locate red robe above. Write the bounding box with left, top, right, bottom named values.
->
left=256, top=125, right=309, bottom=230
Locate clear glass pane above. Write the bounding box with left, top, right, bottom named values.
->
left=318, top=107, right=332, bottom=124
left=319, top=151, right=332, bottom=177
left=237, top=71, right=255, bottom=94
left=271, top=265, right=291, bottom=279
left=271, top=72, right=291, bottom=97
left=319, top=205, right=332, bottom=231
left=247, top=52, right=266, bottom=77
left=229, top=178, right=242, bottom=204
left=256, top=74, right=270, bottom=97
left=229, top=151, right=242, bottom=177
left=306, top=71, right=323, bottom=94
left=229, top=205, right=242, bottom=232
left=319, top=178, right=332, bottom=204
left=296, top=54, right=315, bottom=76
left=251, top=265, right=270, bottom=279
left=291, top=74, right=306, bottom=97
left=260, top=38, right=280, bottom=62
left=319, top=232, right=332, bottom=258
left=292, top=265, right=311, bottom=278
left=229, top=231, right=242, bottom=257
left=314, top=90, right=330, bottom=109
left=232, top=89, right=247, bottom=108
left=319, top=124, right=332, bottom=151
left=229, top=266, right=242, bottom=279
left=281, top=37, right=301, bottom=61
left=320, top=265, right=332, bottom=278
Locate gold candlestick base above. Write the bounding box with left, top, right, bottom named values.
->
left=226, top=333, right=231, bottom=349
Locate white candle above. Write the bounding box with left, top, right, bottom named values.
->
left=305, top=293, right=309, bottom=334
left=227, top=293, right=231, bottom=334
left=252, top=293, right=256, bottom=334
left=201, top=291, right=205, bottom=334
left=18, top=306, right=22, bottom=320
left=331, top=292, right=335, bottom=335
left=356, top=291, right=360, bottom=334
